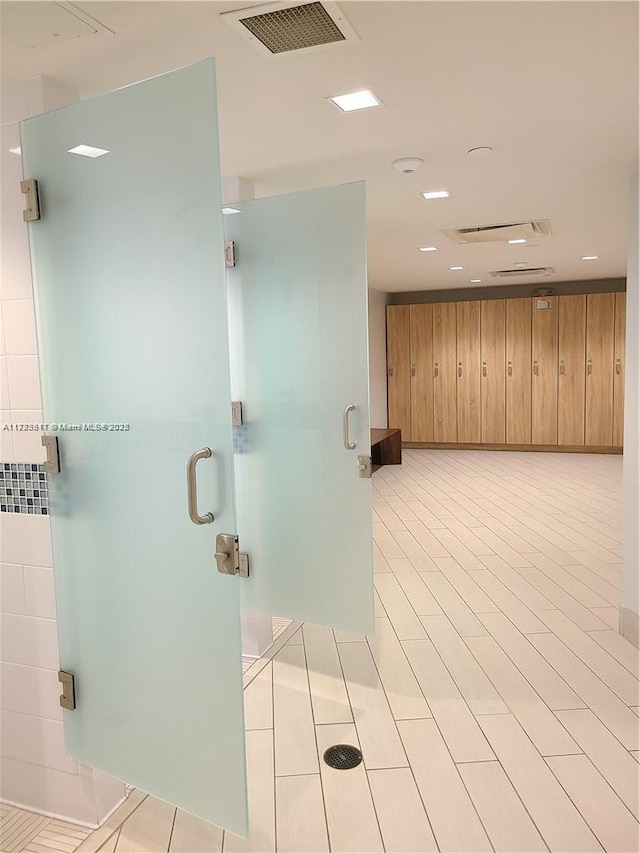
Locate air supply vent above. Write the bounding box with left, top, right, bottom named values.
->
left=490, top=267, right=555, bottom=278
left=443, top=219, right=552, bottom=245
left=221, top=2, right=359, bottom=56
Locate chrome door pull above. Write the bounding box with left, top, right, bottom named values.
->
left=457, top=362, right=463, bottom=378
left=482, top=361, right=487, bottom=377
left=411, top=365, right=416, bottom=377
left=559, top=360, right=565, bottom=375
left=533, top=361, right=539, bottom=376
left=187, top=447, right=214, bottom=525
left=616, top=358, right=622, bottom=375
left=587, top=358, right=593, bottom=376
left=434, top=363, right=439, bottom=377
left=343, top=404, right=356, bottom=450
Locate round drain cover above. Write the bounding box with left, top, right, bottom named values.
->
left=323, top=744, right=363, bottom=770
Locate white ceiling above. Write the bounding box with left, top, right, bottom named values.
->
left=1, top=1, right=638, bottom=292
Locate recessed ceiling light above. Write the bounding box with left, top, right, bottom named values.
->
left=9, top=146, right=21, bottom=155
left=470, top=279, right=482, bottom=283
left=449, top=266, right=464, bottom=271
left=422, top=190, right=451, bottom=200
left=467, top=146, right=493, bottom=156
left=508, top=238, right=527, bottom=245
left=222, top=207, right=241, bottom=215
left=419, top=246, right=438, bottom=252
left=68, top=144, right=110, bottom=158
left=328, top=89, right=381, bottom=112
left=582, top=255, right=599, bottom=261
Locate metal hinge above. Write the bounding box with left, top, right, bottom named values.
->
left=231, top=401, right=243, bottom=426
left=58, top=670, right=76, bottom=710
left=357, top=454, right=372, bottom=478
left=224, top=241, right=236, bottom=268
left=41, top=435, right=60, bottom=473
left=215, top=533, right=249, bottom=577
left=21, top=178, right=40, bottom=221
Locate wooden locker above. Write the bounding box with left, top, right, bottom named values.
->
left=410, top=304, right=434, bottom=442
left=506, top=298, right=532, bottom=444
left=613, top=292, right=626, bottom=446
left=531, top=296, right=559, bottom=445
left=433, top=302, right=457, bottom=442
left=456, top=301, right=481, bottom=442
left=558, top=295, right=586, bottom=446
left=585, top=293, right=615, bottom=446
left=386, top=305, right=411, bottom=439
left=481, top=300, right=506, bottom=443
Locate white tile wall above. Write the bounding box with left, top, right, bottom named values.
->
left=0, top=75, right=126, bottom=824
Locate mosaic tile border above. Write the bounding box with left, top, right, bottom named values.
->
left=0, top=463, right=49, bottom=515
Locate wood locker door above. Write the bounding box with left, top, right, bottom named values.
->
left=481, top=299, right=506, bottom=443
left=433, top=302, right=457, bottom=442
left=506, top=298, right=532, bottom=444
left=586, top=293, right=615, bottom=446
left=410, top=304, right=434, bottom=441
left=558, top=295, right=586, bottom=446
left=386, top=305, right=412, bottom=439
left=531, top=297, right=559, bottom=444
left=457, top=301, right=481, bottom=442
left=613, top=292, right=626, bottom=446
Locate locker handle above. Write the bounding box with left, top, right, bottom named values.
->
left=434, top=363, right=439, bottom=377
left=411, top=365, right=416, bottom=377
left=533, top=361, right=539, bottom=376
left=616, top=358, right=621, bottom=375
left=482, top=362, right=487, bottom=377
left=507, top=361, right=513, bottom=377
left=559, top=360, right=565, bottom=375
left=587, top=358, right=593, bottom=376
left=388, top=365, right=394, bottom=377
left=457, top=362, right=463, bottom=378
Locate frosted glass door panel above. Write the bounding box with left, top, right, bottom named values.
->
left=21, top=61, right=247, bottom=834
left=225, top=183, right=373, bottom=635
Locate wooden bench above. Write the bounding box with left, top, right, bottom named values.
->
left=371, top=428, right=402, bottom=472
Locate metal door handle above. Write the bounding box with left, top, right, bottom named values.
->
left=616, top=358, right=622, bottom=375
left=482, top=362, right=487, bottom=377
left=343, top=404, right=356, bottom=450
left=508, top=361, right=513, bottom=377
left=559, top=360, right=565, bottom=375
left=434, top=363, right=439, bottom=377
left=388, top=365, right=394, bottom=376
left=587, top=358, right=593, bottom=376
left=457, top=362, right=463, bottom=378
left=187, top=447, right=214, bottom=525
left=533, top=361, right=539, bottom=376
left=411, top=365, right=416, bottom=377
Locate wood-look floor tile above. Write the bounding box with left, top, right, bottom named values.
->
left=273, top=644, right=318, bottom=776
left=169, top=809, right=223, bottom=852
left=303, top=624, right=352, bottom=724
left=368, top=767, right=438, bottom=852
left=367, top=617, right=431, bottom=720
left=275, top=775, right=328, bottom=853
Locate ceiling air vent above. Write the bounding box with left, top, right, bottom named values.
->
left=221, top=2, right=359, bottom=56
left=490, top=267, right=555, bottom=278
left=443, top=219, right=552, bottom=245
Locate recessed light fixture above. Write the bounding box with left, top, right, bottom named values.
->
left=470, top=279, right=482, bottom=283
left=582, top=255, right=599, bottom=261
left=222, top=207, right=241, bottom=215
left=508, top=238, right=527, bottom=245
left=328, top=89, right=381, bottom=112
left=68, top=144, right=110, bottom=158
left=449, top=266, right=464, bottom=271
left=467, top=146, right=493, bottom=156
left=422, top=190, right=451, bottom=200
left=9, top=146, right=21, bottom=155
left=419, top=246, right=438, bottom=252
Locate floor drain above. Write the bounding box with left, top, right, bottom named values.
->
left=323, top=744, right=363, bottom=770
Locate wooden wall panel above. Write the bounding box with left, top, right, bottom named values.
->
left=506, top=298, right=532, bottom=444
left=386, top=305, right=411, bottom=439
left=456, top=301, right=481, bottom=442
left=481, top=300, right=506, bottom=443
left=433, top=302, right=457, bottom=442
left=613, top=292, right=626, bottom=446
left=410, top=304, right=434, bottom=442
left=585, top=293, right=615, bottom=446
left=558, top=295, right=586, bottom=446
left=531, top=297, right=559, bottom=445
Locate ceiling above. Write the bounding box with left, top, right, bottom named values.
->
left=1, top=1, right=638, bottom=292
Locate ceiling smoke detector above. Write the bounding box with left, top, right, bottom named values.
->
left=221, top=2, right=359, bottom=57
left=393, top=157, right=423, bottom=174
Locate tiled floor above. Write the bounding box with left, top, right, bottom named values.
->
left=3, top=450, right=638, bottom=852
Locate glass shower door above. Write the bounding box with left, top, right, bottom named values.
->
left=20, top=61, right=248, bottom=834
left=225, top=183, right=374, bottom=635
